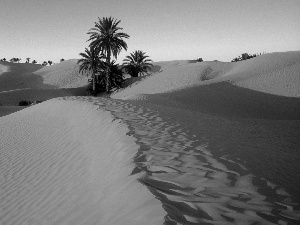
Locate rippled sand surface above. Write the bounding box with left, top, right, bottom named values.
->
left=1, top=96, right=299, bottom=224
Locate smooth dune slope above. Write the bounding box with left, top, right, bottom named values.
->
left=0, top=98, right=164, bottom=225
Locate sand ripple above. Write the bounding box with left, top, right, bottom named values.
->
left=0, top=98, right=164, bottom=225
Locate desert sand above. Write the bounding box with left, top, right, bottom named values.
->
left=1, top=51, right=300, bottom=224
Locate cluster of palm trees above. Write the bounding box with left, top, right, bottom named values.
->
left=0, top=57, right=56, bottom=65
left=41, top=61, right=53, bottom=66
left=78, top=17, right=153, bottom=95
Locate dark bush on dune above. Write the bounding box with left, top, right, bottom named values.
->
left=231, top=52, right=266, bottom=62
left=18, top=100, right=32, bottom=106
left=18, top=100, right=44, bottom=106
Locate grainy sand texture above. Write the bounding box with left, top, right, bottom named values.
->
left=1, top=51, right=300, bottom=224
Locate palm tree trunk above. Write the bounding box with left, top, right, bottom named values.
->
left=106, top=48, right=111, bottom=93
left=92, top=72, right=96, bottom=93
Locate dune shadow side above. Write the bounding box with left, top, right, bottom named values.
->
left=125, top=92, right=300, bottom=204
left=121, top=65, right=162, bottom=89
left=149, top=65, right=162, bottom=73
left=157, top=82, right=300, bottom=120
left=0, top=87, right=87, bottom=105
left=0, top=63, right=54, bottom=92
left=0, top=106, right=27, bottom=117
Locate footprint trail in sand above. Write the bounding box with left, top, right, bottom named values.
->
left=82, top=96, right=300, bottom=225
left=1, top=96, right=299, bottom=224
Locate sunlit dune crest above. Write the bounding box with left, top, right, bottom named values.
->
left=1, top=51, right=300, bottom=224
left=34, top=59, right=89, bottom=88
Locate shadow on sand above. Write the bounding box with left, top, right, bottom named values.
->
left=154, top=82, right=300, bottom=120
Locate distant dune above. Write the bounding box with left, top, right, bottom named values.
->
left=0, top=63, right=9, bottom=75
left=34, top=59, right=89, bottom=88
left=114, top=51, right=300, bottom=120
left=0, top=60, right=88, bottom=108
left=1, top=51, right=300, bottom=224
left=114, top=51, right=300, bottom=98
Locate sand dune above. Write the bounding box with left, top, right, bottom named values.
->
left=0, top=61, right=46, bottom=92
left=1, top=51, right=300, bottom=224
left=0, top=98, right=164, bottom=224
left=0, top=60, right=88, bottom=113
left=114, top=51, right=300, bottom=99
left=34, top=59, right=89, bottom=88
left=0, top=63, right=9, bottom=75
left=0, top=87, right=86, bottom=106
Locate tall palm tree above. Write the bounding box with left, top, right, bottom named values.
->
left=77, top=47, right=104, bottom=93
left=87, top=16, right=129, bottom=93
left=123, top=50, right=153, bottom=77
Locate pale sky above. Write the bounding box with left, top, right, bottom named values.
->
left=1, top=0, right=299, bottom=64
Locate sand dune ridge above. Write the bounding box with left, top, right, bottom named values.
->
left=0, top=98, right=164, bottom=225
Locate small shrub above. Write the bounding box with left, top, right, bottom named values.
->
left=18, top=100, right=32, bottom=106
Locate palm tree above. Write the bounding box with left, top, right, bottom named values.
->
left=78, top=47, right=104, bottom=94
left=123, top=50, right=153, bottom=77
left=87, top=16, right=129, bottom=93
left=26, top=57, right=30, bottom=63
